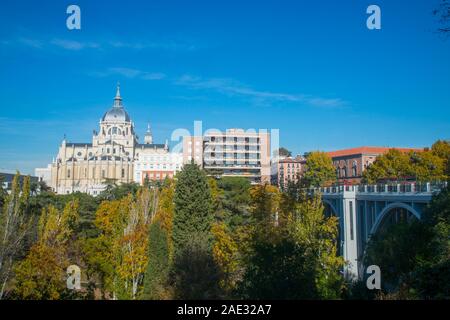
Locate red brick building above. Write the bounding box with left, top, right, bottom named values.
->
left=327, top=146, right=423, bottom=184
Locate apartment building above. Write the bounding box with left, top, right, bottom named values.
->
left=182, top=129, right=271, bottom=184
left=271, top=155, right=306, bottom=189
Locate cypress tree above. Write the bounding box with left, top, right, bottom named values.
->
left=142, top=220, right=170, bottom=299
left=173, top=163, right=213, bottom=256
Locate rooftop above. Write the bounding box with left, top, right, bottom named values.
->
left=327, top=146, right=423, bottom=158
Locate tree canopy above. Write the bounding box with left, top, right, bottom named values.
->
left=302, top=151, right=336, bottom=187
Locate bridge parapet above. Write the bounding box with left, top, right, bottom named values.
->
left=318, top=182, right=446, bottom=195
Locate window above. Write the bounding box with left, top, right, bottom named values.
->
left=92, top=168, right=95, bottom=178
left=77, top=152, right=82, bottom=156
left=102, top=170, right=106, bottom=178
left=121, top=168, right=125, bottom=178
left=67, top=169, right=71, bottom=178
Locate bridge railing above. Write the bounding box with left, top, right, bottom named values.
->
left=317, top=182, right=447, bottom=195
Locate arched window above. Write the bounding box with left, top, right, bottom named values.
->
left=352, top=161, right=358, bottom=177
left=342, top=167, right=347, bottom=178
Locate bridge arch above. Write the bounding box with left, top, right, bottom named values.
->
left=369, top=202, right=421, bottom=235
left=323, top=199, right=339, bottom=217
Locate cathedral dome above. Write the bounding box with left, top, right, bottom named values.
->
left=102, top=84, right=131, bottom=122
left=102, top=107, right=130, bottom=122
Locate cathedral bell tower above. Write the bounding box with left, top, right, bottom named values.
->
left=144, top=123, right=153, bottom=144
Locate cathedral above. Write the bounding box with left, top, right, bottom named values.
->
left=49, top=85, right=172, bottom=195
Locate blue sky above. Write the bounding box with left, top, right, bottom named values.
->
left=1, top=0, right=449, bottom=174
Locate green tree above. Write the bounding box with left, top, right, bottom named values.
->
left=173, top=163, right=213, bottom=256
left=364, top=221, right=432, bottom=292
left=290, top=193, right=344, bottom=299
left=239, top=186, right=343, bottom=299
left=172, top=163, right=220, bottom=299
left=409, top=185, right=450, bottom=299
left=238, top=185, right=315, bottom=299
left=302, top=151, right=336, bottom=187
left=363, top=185, right=450, bottom=298
left=0, top=176, right=7, bottom=209
left=362, top=149, right=412, bottom=183
left=171, top=233, right=222, bottom=299
left=142, top=220, right=170, bottom=300
left=0, top=173, right=33, bottom=299
left=363, top=144, right=449, bottom=184
left=99, top=181, right=140, bottom=201
left=216, top=177, right=252, bottom=230
left=276, top=147, right=292, bottom=157
left=431, top=140, right=450, bottom=178
left=409, top=151, right=446, bottom=182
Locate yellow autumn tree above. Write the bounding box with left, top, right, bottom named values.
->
left=13, top=200, right=79, bottom=300
left=155, top=180, right=175, bottom=261
left=86, top=187, right=157, bottom=299
left=289, top=193, right=345, bottom=299
left=212, top=222, right=238, bottom=293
